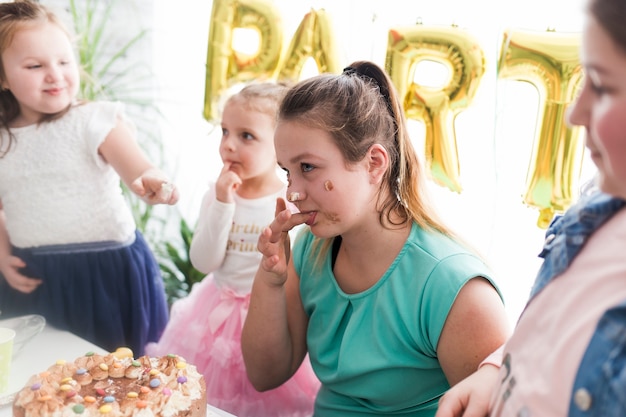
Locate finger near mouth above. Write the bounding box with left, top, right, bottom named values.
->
left=305, top=212, right=316, bottom=226
left=291, top=211, right=315, bottom=225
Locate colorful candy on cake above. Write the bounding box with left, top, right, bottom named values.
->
left=12, top=347, right=207, bottom=417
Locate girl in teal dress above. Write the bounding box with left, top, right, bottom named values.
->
left=242, top=60, right=511, bottom=416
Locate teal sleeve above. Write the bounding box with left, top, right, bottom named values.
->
left=420, top=252, right=502, bottom=356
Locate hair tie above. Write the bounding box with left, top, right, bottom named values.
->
left=343, top=66, right=357, bottom=76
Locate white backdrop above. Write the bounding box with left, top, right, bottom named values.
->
left=151, top=0, right=593, bottom=325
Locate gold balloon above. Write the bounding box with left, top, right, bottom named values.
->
left=498, top=28, right=584, bottom=228
left=277, top=8, right=342, bottom=82
left=386, top=24, right=486, bottom=193
left=203, top=0, right=283, bottom=122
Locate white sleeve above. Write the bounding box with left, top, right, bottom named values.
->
left=85, top=101, right=134, bottom=168
left=189, top=186, right=235, bottom=274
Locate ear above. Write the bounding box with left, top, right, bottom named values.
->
left=366, top=144, right=389, bottom=184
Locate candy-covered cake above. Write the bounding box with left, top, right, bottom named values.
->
left=12, top=349, right=206, bottom=417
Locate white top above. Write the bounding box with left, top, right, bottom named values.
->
left=0, top=101, right=136, bottom=248
left=490, top=207, right=626, bottom=416
left=189, top=183, right=288, bottom=295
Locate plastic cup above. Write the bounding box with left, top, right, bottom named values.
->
left=0, top=327, right=16, bottom=393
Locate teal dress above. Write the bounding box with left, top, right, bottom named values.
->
left=293, top=223, right=500, bottom=416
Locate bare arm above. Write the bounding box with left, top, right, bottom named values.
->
left=98, top=117, right=179, bottom=205
left=437, top=277, right=510, bottom=386
left=241, top=198, right=310, bottom=391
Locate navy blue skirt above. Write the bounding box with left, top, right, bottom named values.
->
left=0, top=230, right=168, bottom=356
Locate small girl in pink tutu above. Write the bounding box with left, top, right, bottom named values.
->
left=146, top=82, right=320, bottom=417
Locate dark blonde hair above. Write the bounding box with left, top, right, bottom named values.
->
left=0, top=0, right=72, bottom=156
left=280, top=61, right=455, bottom=262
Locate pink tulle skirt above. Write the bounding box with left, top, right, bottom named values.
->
left=145, top=277, right=320, bottom=417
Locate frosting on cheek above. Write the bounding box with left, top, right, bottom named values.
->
left=324, top=180, right=334, bottom=191
left=326, top=212, right=340, bottom=223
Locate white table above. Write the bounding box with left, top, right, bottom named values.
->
left=0, top=324, right=235, bottom=417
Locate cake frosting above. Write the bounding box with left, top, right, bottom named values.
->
left=12, top=349, right=207, bottom=417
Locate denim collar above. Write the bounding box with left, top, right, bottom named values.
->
left=529, top=191, right=626, bottom=299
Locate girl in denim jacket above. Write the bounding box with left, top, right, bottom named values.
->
left=436, top=0, right=626, bottom=416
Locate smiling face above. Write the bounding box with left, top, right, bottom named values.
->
left=219, top=98, right=279, bottom=183
left=275, top=120, right=383, bottom=238
left=567, top=13, right=626, bottom=199
left=1, top=21, right=79, bottom=126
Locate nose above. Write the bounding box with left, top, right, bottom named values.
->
left=45, top=64, right=63, bottom=83
left=567, top=80, right=589, bottom=128
left=286, top=180, right=306, bottom=203
left=220, top=133, right=236, bottom=152
left=287, top=191, right=302, bottom=202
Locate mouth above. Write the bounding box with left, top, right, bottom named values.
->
left=44, top=87, right=64, bottom=95
left=299, top=211, right=316, bottom=226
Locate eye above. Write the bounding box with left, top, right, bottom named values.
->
left=242, top=132, right=255, bottom=141
left=586, top=72, right=610, bottom=96
left=26, top=64, right=42, bottom=69
left=590, top=82, right=608, bottom=95
left=301, top=163, right=314, bottom=173
left=221, top=128, right=228, bottom=137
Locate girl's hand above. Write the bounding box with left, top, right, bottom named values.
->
left=99, top=118, right=178, bottom=205
left=130, top=169, right=179, bottom=205
left=215, top=162, right=242, bottom=203
left=435, top=364, right=499, bottom=417
left=0, top=255, right=42, bottom=293
left=257, top=198, right=310, bottom=286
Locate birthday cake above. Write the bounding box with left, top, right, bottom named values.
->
left=12, top=348, right=206, bottom=417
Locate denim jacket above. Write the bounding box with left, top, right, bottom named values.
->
left=529, top=191, right=626, bottom=417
